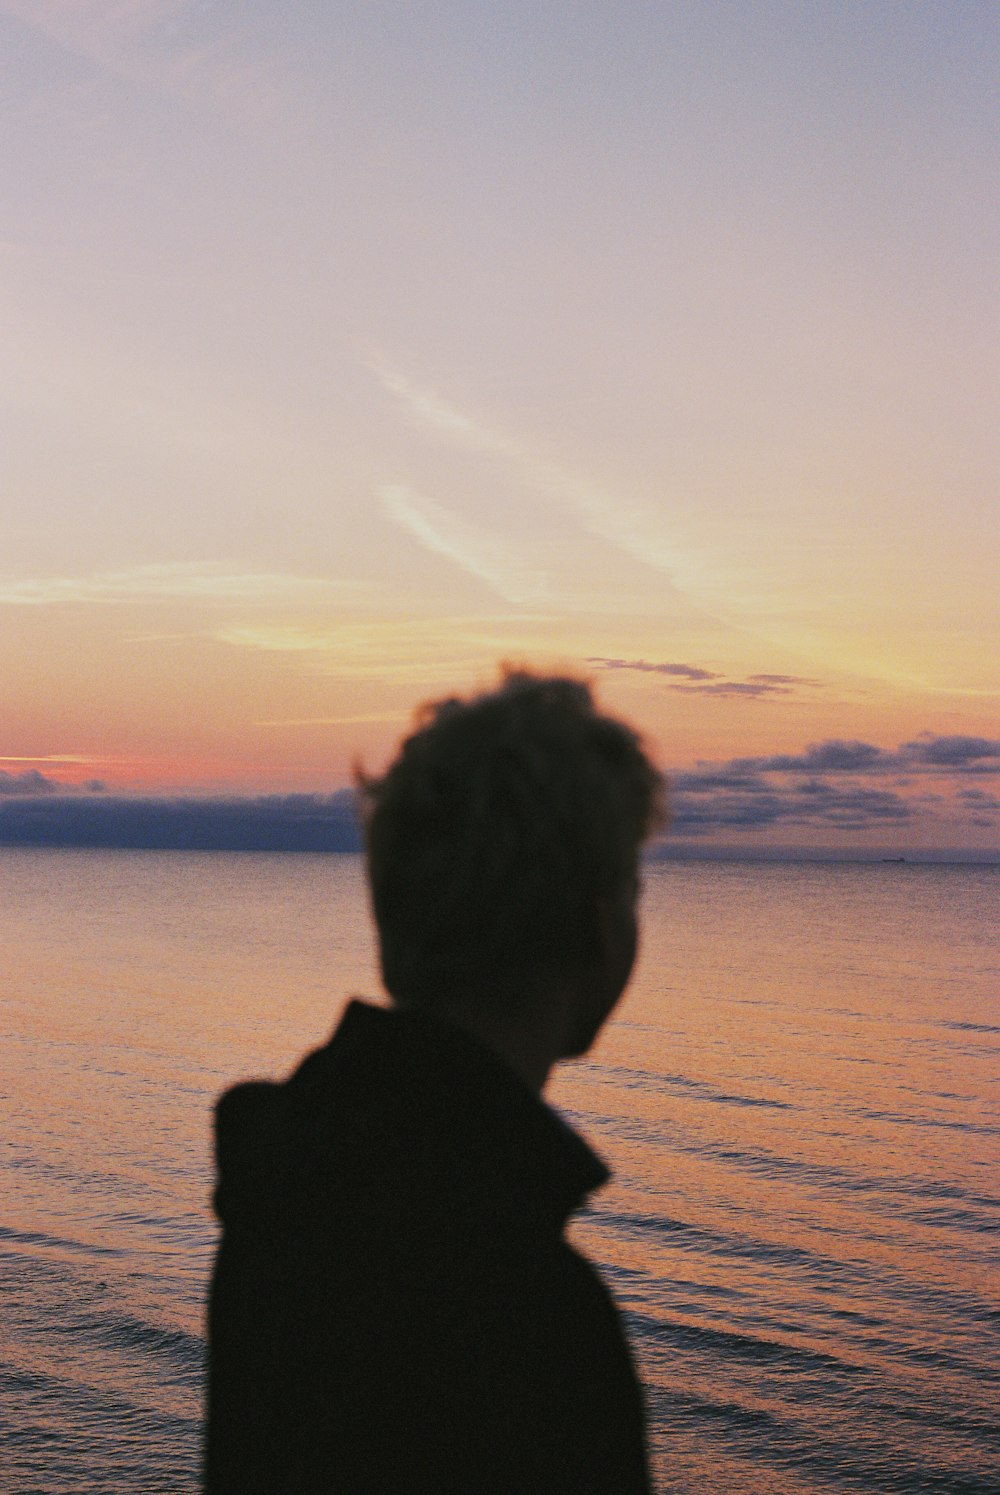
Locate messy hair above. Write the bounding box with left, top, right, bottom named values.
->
left=357, top=669, right=665, bottom=1007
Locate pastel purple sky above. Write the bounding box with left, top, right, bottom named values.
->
left=2, top=1, right=997, bottom=851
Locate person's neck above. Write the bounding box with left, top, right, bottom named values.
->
left=415, top=985, right=576, bottom=1095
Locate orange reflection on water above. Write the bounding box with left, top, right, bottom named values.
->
left=3, top=853, right=997, bottom=1493
left=552, top=861, right=998, bottom=1492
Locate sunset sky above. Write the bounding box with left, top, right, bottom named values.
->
left=2, top=1, right=998, bottom=852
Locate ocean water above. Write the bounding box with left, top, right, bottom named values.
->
left=1, top=850, right=998, bottom=1494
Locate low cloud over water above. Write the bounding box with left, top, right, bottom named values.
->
left=0, top=790, right=362, bottom=852
left=0, top=735, right=997, bottom=851
left=669, top=734, right=1000, bottom=838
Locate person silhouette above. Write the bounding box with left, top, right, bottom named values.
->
left=206, top=670, right=664, bottom=1493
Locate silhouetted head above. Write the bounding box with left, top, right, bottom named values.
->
left=357, top=669, right=665, bottom=1051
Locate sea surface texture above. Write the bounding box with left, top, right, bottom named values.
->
left=2, top=851, right=998, bottom=1493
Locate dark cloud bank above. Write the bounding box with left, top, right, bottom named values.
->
left=666, top=734, right=1000, bottom=845
left=0, top=789, right=362, bottom=852
left=1, top=735, right=997, bottom=853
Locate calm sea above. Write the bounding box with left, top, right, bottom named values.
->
left=2, top=851, right=998, bottom=1493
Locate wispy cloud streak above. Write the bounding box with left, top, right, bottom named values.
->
left=212, top=613, right=553, bottom=685
left=588, top=657, right=821, bottom=697
left=589, top=657, right=719, bottom=681
left=254, top=713, right=408, bottom=728
left=372, top=361, right=707, bottom=595
left=0, top=1, right=274, bottom=113
left=0, top=563, right=361, bottom=607
left=379, top=484, right=551, bottom=607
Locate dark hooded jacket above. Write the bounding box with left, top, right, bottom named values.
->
left=205, top=999, right=651, bottom=1494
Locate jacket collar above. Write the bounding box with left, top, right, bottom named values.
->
left=314, top=999, right=610, bottom=1226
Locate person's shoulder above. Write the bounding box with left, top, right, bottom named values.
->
left=213, top=1076, right=288, bottom=1164
left=213, top=1002, right=360, bottom=1157
left=214, top=1076, right=276, bottom=1129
